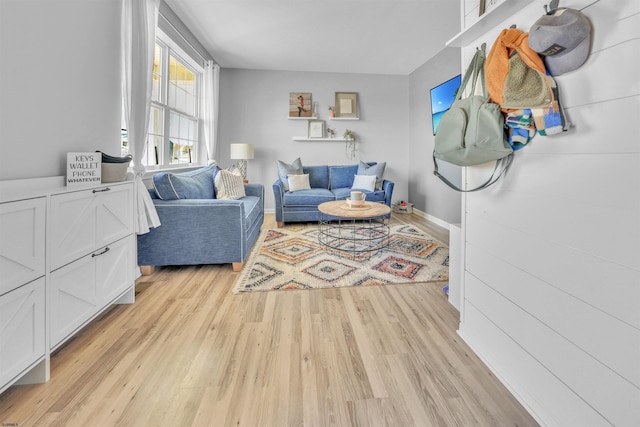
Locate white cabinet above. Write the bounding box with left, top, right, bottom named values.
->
left=0, top=178, right=136, bottom=393
left=0, top=197, right=47, bottom=394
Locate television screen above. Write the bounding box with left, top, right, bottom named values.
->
left=430, top=74, right=461, bottom=135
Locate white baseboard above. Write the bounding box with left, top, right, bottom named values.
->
left=411, top=207, right=451, bottom=230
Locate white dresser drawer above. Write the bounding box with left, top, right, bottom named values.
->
left=49, top=183, right=134, bottom=271
left=0, top=198, right=46, bottom=296
left=0, top=278, right=46, bottom=388
left=49, top=235, right=134, bottom=348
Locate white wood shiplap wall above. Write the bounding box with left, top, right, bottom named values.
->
left=456, top=0, right=640, bottom=425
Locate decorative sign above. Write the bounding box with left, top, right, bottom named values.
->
left=66, top=152, right=102, bottom=187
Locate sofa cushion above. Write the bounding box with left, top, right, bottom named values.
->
left=329, top=164, right=358, bottom=189
left=283, top=188, right=335, bottom=206
left=288, top=174, right=311, bottom=192
left=332, top=187, right=387, bottom=203
left=153, top=165, right=216, bottom=200
left=302, top=165, right=330, bottom=189
left=214, top=169, right=246, bottom=200
left=351, top=174, right=377, bottom=192
left=277, top=158, right=303, bottom=191
left=357, top=161, right=386, bottom=190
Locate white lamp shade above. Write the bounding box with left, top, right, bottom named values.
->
left=230, top=143, right=254, bottom=160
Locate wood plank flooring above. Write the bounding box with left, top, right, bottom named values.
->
left=0, top=213, right=539, bottom=426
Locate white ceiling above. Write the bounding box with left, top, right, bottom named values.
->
left=165, top=0, right=460, bottom=75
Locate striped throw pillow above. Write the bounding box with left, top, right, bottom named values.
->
left=214, top=169, right=245, bottom=200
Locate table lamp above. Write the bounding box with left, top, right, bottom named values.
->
left=230, top=143, right=254, bottom=180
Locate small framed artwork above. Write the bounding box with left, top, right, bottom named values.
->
left=308, top=120, right=325, bottom=138
left=479, top=0, right=486, bottom=16
left=335, top=92, right=358, bottom=118
left=289, top=92, right=313, bottom=118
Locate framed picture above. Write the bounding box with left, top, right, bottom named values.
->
left=308, top=120, right=325, bottom=138
left=479, top=0, right=486, bottom=16
left=289, top=92, right=313, bottom=118
left=430, top=74, right=461, bottom=135
left=335, top=92, right=358, bottom=118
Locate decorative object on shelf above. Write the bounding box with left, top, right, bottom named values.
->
left=326, top=127, right=336, bottom=138
left=289, top=92, right=313, bottom=118
left=335, top=92, right=358, bottom=118
left=430, top=74, right=462, bottom=135
left=230, top=143, right=254, bottom=180
left=66, top=152, right=101, bottom=187
left=344, top=129, right=356, bottom=159
left=99, top=151, right=132, bottom=183
left=308, top=120, right=325, bottom=138
left=479, top=0, right=497, bottom=16
left=328, top=105, right=336, bottom=118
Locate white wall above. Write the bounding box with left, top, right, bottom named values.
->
left=456, top=0, right=640, bottom=425
left=217, top=68, right=410, bottom=213
left=408, top=47, right=463, bottom=225
left=0, top=0, right=122, bottom=181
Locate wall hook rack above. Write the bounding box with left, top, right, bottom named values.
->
left=544, top=0, right=559, bottom=13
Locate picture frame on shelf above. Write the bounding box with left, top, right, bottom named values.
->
left=335, top=92, right=358, bottom=118
left=308, top=120, right=325, bottom=138
left=479, top=0, right=486, bottom=16
left=289, top=92, right=313, bottom=118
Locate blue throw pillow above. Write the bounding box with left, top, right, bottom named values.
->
left=357, top=161, right=386, bottom=190
left=277, top=158, right=303, bottom=191
left=153, top=165, right=216, bottom=200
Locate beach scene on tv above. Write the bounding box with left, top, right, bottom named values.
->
left=430, top=75, right=461, bottom=135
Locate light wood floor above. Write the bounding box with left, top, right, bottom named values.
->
left=0, top=213, right=539, bottom=427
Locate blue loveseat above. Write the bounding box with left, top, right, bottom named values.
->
left=273, top=162, right=394, bottom=227
left=137, top=165, right=264, bottom=273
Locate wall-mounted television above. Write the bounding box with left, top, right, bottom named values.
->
left=430, top=74, right=461, bottom=135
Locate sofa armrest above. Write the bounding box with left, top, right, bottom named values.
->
left=382, top=179, right=394, bottom=207
left=272, top=179, right=285, bottom=223
left=244, top=183, right=263, bottom=199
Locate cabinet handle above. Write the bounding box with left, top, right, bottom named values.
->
left=92, top=187, right=111, bottom=193
left=92, top=247, right=110, bottom=257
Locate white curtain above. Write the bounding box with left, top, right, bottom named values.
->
left=122, top=0, right=161, bottom=234
left=202, top=61, right=220, bottom=165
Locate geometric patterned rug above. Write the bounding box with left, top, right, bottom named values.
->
left=232, top=223, right=449, bottom=293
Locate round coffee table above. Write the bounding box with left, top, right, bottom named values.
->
left=317, top=200, right=391, bottom=260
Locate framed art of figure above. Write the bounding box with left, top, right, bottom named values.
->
left=289, top=92, right=313, bottom=118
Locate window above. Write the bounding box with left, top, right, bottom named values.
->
left=122, top=31, right=202, bottom=167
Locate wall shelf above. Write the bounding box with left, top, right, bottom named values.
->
left=446, top=0, right=530, bottom=47
left=330, top=117, right=360, bottom=121
left=293, top=137, right=348, bottom=142
left=288, top=117, right=317, bottom=120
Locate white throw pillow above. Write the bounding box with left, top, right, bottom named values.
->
left=288, top=174, right=311, bottom=192
left=351, top=174, right=376, bottom=192
left=214, top=169, right=246, bottom=200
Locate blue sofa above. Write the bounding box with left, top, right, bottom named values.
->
left=137, top=165, right=264, bottom=273
left=273, top=162, right=394, bottom=227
